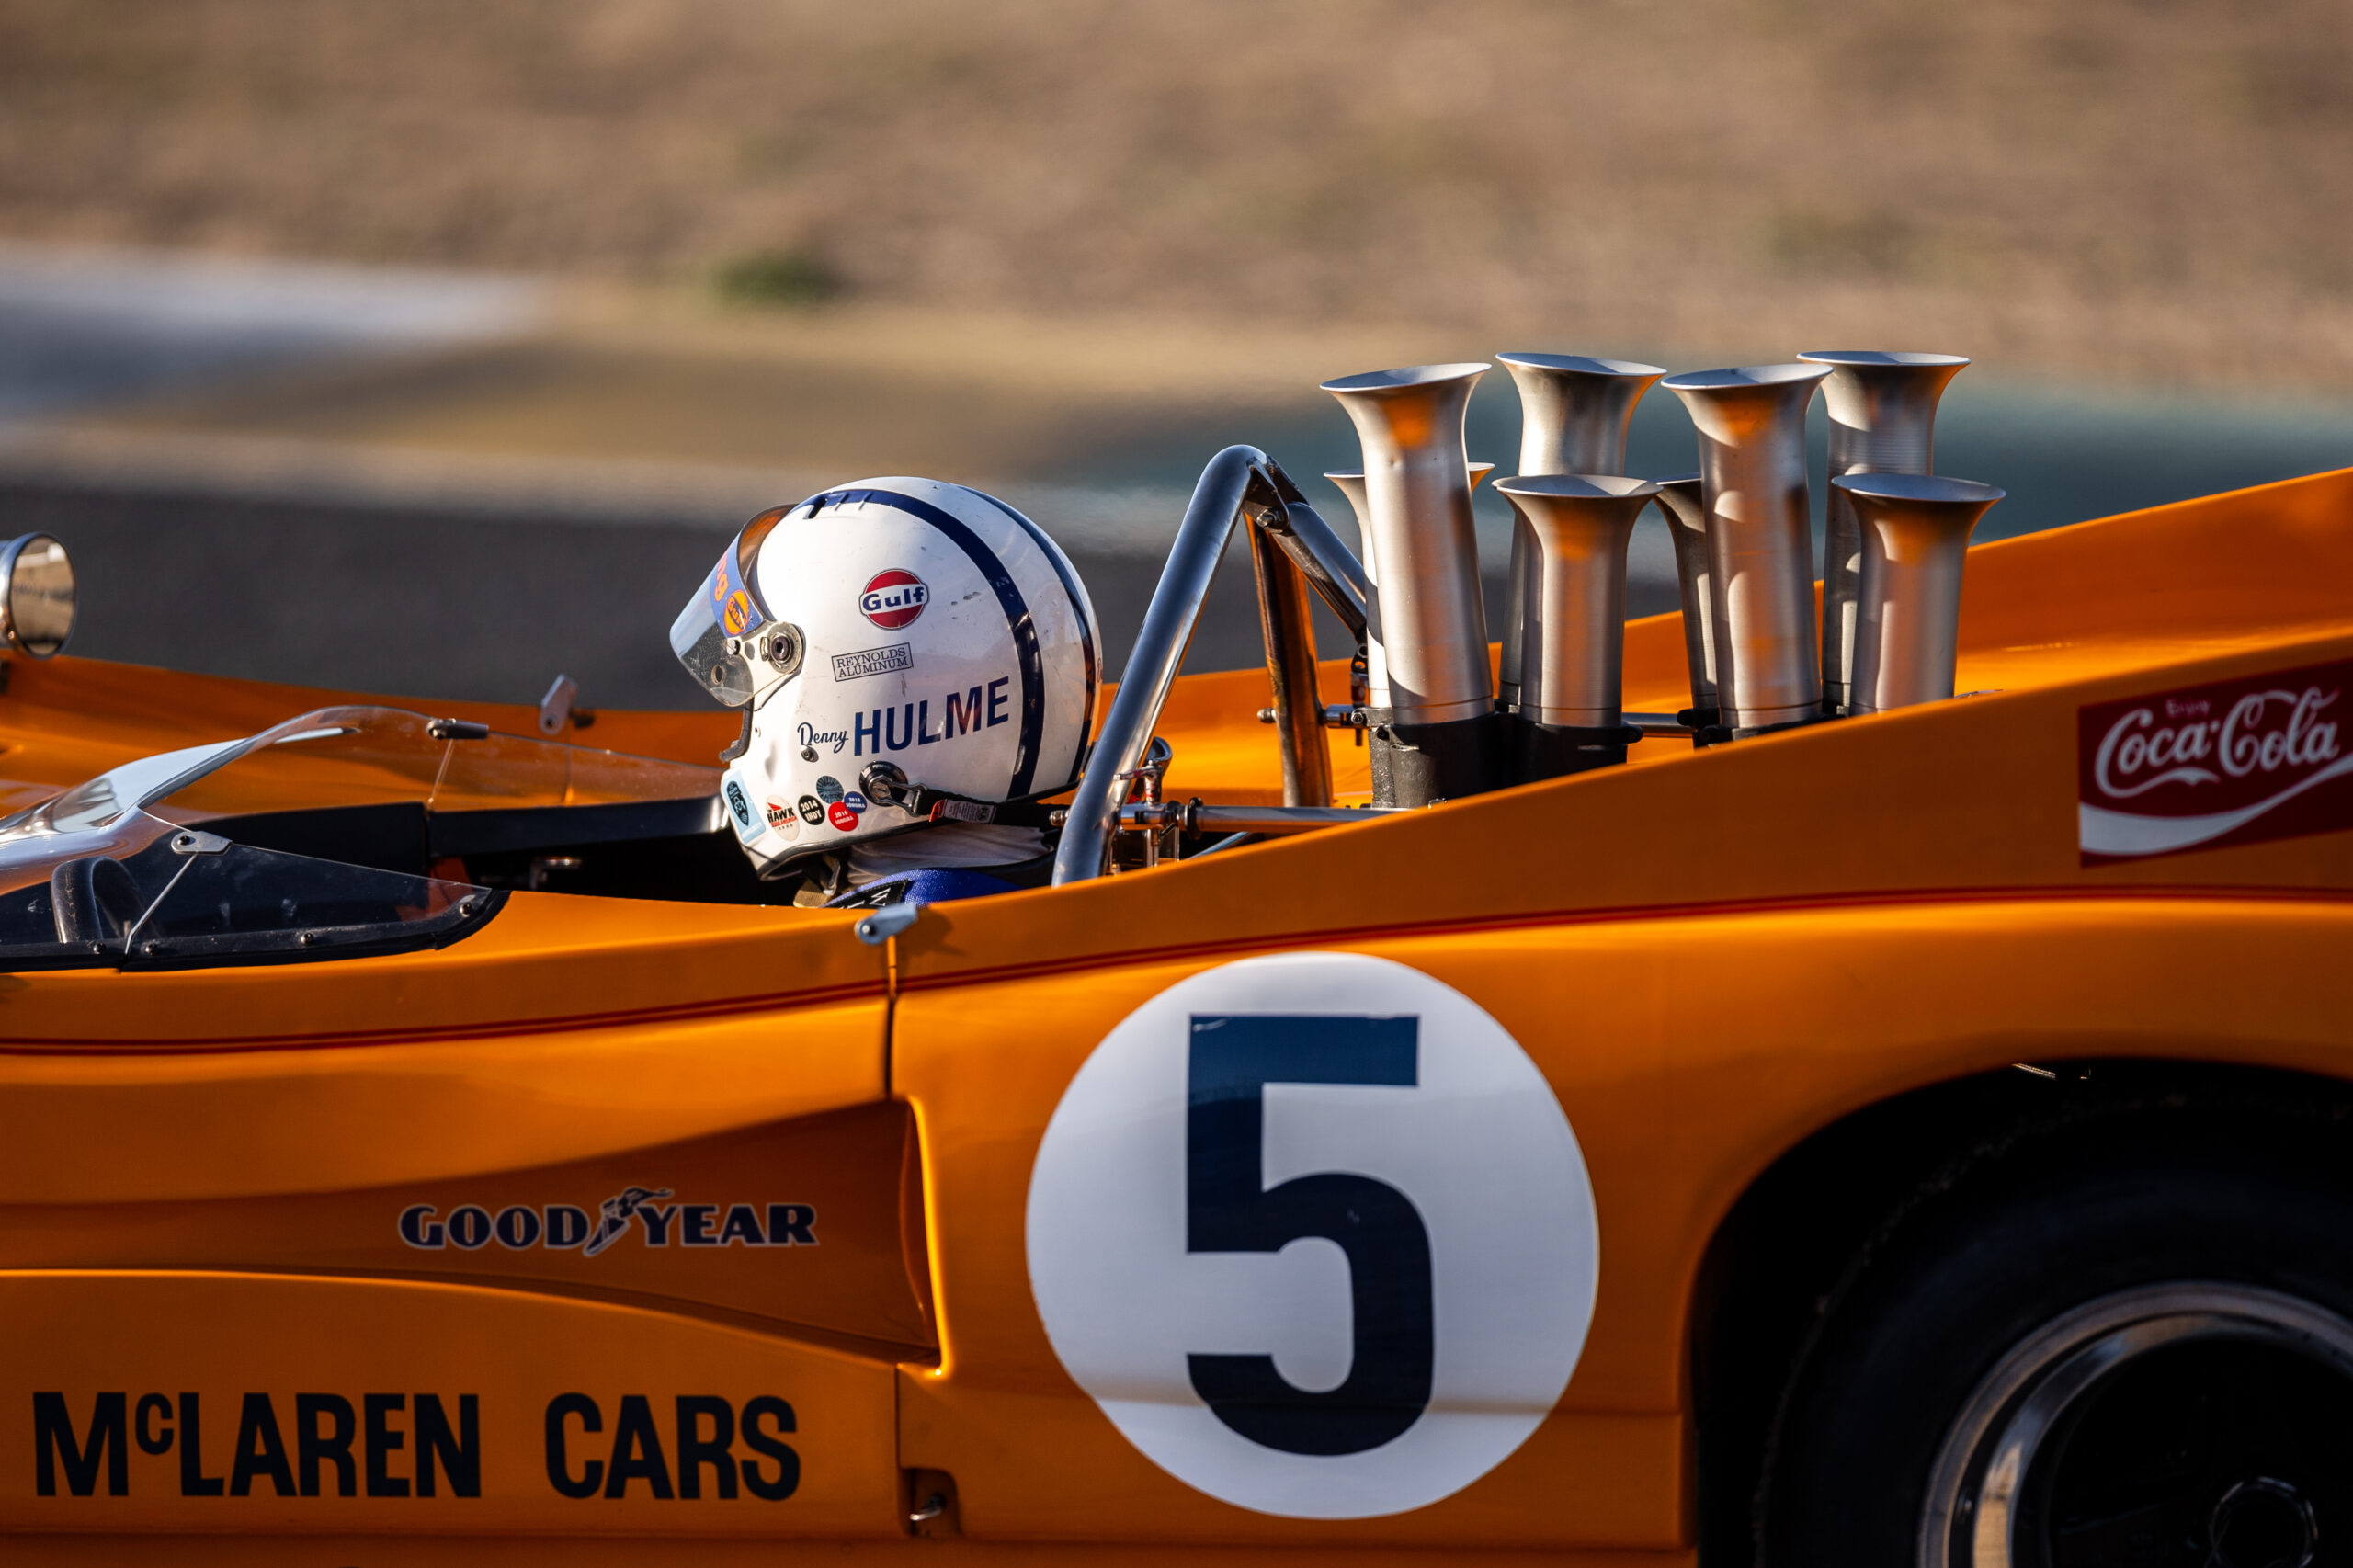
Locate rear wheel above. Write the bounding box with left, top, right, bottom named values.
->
left=1762, top=1142, right=2353, bottom=1568
left=1923, top=1282, right=2353, bottom=1568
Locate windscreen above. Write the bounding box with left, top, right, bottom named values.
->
left=0, top=708, right=721, bottom=971
left=0, top=813, right=499, bottom=971
left=0, top=707, right=721, bottom=841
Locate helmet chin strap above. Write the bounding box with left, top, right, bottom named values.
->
left=859, top=760, right=1063, bottom=828
left=911, top=791, right=1063, bottom=828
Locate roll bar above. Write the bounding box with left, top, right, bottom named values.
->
left=1051, top=446, right=1368, bottom=885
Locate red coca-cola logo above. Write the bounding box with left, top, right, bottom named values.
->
left=2078, top=656, right=2353, bottom=863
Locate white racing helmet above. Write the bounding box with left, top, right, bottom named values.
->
left=670, top=478, right=1099, bottom=874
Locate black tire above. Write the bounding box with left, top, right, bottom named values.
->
left=1760, top=1118, right=2353, bottom=1568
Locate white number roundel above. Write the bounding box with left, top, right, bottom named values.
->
left=1025, top=951, right=1598, bottom=1518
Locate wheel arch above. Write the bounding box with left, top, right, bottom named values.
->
left=1686, top=1054, right=2353, bottom=1568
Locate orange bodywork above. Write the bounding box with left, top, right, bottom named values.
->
left=1, top=469, right=2349, bottom=1562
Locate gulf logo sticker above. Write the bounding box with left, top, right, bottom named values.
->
left=861, top=570, right=928, bottom=631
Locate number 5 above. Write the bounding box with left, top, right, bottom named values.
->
left=1186, top=1014, right=1435, bottom=1456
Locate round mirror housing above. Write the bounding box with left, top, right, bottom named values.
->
left=0, top=533, right=77, bottom=658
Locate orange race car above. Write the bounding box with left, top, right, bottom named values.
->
left=1, top=355, right=2349, bottom=1568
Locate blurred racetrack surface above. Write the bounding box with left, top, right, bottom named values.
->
left=1, top=248, right=2346, bottom=711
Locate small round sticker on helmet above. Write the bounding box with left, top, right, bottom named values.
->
left=796, top=795, right=825, bottom=825
left=860, top=569, right=928, bottom=631
left=722, top=588, right=756, bottom=637
left=815, top=776, right=846, bottom=804
left=842, top=791, right=870, bottom=813
left=826, top=801, right=859, bottom=832
left=765, top=799, right=792, bottom=826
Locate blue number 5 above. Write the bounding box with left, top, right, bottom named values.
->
left=1186, top=1013, right=1434, bottom=1456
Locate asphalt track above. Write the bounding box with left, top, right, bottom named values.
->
left=0, top=472, right=1455, bottom=710
left=2, top=248, right=2345, bottom=714
left=0, top=244, right=542, bottom=423
left=9, top=383, right=2347, bottom=711
left=0, top=247, right=1611, bottom=709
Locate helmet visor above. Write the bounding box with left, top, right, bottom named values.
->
left=670, top=510, right=788, bottom=706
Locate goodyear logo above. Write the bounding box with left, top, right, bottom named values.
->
left=399, top=1187, right=818, bottom=1254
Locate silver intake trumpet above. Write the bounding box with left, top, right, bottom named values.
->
left=1832, top=472, right=2004, bottom=713
left=1495, top=355, right=1665, bottom=716
left=1798, top=351, right=1970, bottom=715
left=1492, top=474, right=1659, bottom=781
left=1661, top=363, right=1833, bottom=733
left=1324, top=462, right=1495, bottom=586
left=1321, top=362, right=1503, bottom=804
left=1650, top=473, right=1719, bottom=723
left=1325, top=461, right=1494, bottom=756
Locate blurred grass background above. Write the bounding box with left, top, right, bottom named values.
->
left=3, top=0, right=2349, bottom=390
left=0, top=0, right=2347, bottom=706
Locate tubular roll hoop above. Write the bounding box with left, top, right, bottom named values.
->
left=1051, top=446, right=1368, bottom=886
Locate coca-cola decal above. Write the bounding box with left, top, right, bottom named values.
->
left=2079, top=657, right=2353, bottom=863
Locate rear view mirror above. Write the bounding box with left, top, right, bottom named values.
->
left=0, top=533, right=76, bottom=658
